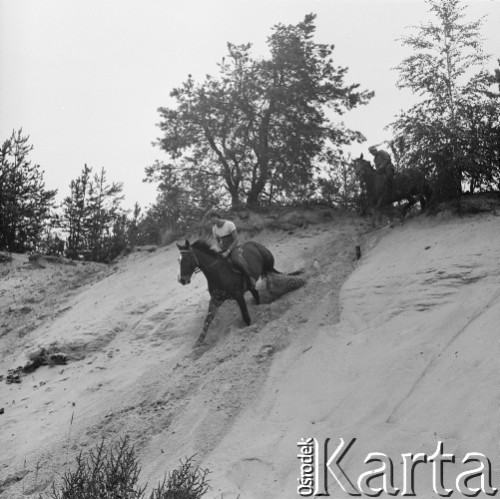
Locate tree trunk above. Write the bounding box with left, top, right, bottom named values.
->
left=245, top=191, right=260, bottom=208
left=435, top=155, right=462, bottom=201
left=228, top=184, right=242, bottom=209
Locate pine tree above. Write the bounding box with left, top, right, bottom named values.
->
left=0, top=130, right=56, bottom=252
left=62, top=164, right=92, bottom=259
left=61, top=165, right=125, bottom=262
left=85, top=167, right=124, bottom=261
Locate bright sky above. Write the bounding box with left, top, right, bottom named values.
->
left=1, top=0, right=499, bottom=210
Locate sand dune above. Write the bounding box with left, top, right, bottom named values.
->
left=1, top=211, right=498, bottom=498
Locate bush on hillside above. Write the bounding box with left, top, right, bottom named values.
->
left=44, top=437, right=210, bottom=499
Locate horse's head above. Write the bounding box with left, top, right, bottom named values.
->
left=352, top=154, right=373, bottom=176
left=176, top=240, right=198, bottom=285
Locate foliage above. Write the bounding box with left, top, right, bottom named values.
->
left=141, top=160, right=220, bottom=244
left=61, top=164, right=92, bottom=260
left=389, top=0, right=500, bottom=200
left=45, top=438, right=210, bottom=499
left=149, top=456, right=210, bottom=499
left=315, top=149, right=360, bottom=209
left=60, top=165, right=128, bottom=262
left=127, top=203, right=142, bottom=247
left=457, top=74, right=500, bottom=192
left=46, top=437, right=145, bottom=499
left=0, top=129, right=57, bottom=252
left=495, top=58, right=500, bottom=89
left=86, top=168, right=125, bottom=261
left=152, top=13, right=372, bottom=209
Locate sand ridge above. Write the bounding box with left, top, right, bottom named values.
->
left=1, top=211, right=498, bottom=498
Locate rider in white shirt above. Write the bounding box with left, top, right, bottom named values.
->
left=207, top=210, right=257, bottom=290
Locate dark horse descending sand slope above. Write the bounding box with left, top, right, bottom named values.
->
left=177, top=239, right=279, bottom=345
left=353, top=155, right=432, bottom=217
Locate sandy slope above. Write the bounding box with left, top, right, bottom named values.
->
left=206, top=214, right=500, bottom=498
left=1, top=211, right=498, bottom=498
left=0, top=212, right=368, bottom=497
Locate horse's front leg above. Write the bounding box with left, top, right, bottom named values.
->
left=196, top=292, right=225, bottom=345
left=402, top=196, right=417, bottom=219
left=419, top=195, right=427, bottom=211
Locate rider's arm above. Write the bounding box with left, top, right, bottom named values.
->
left=212, top=226, right=222, bottom=250
left=221, top=230, right=239, bottom=257
left=379, top=151, right=392, bottom=169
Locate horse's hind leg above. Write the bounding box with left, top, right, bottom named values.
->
left=236, top=295, right=251, bottom=326
left=249, top=287, right=260, bottom=305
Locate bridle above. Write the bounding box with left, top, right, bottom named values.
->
left=180, top=249, right=202, bottom=275
left=179, top=247, right=221, bottom=277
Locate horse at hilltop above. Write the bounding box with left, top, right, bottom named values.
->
left=353, top=155, right=432, bottom=217
left=177, top=239, right=279, bottom=345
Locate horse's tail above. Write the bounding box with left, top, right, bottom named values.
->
left=267, top=267, right=282, bottom=275
left=259, top=244, right=280, bottom=276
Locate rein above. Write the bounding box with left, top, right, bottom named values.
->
left=181, top=248, right=221, bottom=274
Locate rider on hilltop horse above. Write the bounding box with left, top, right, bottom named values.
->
left=206, top=209, right=257, bottom=291
left=368, top=145, right=395, bottom=206
left=353, top=153, right=432, bottom=218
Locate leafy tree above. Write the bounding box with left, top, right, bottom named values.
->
left=153, top=14, right=372, bottom=208
left=0, top=129, right=56, bottom=252
left=457, top=72, right=500, bottom=192
left=390, top=0, right=497, bottom=199
left=494, top=58, right=500, bottom=90
left=315, top=149, right=360, bottom=209
left=143, top=159, right=221, bottom=239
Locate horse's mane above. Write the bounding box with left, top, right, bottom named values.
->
left=191, top=238, right=221, bottom=258
left=354, top=156, right=375, bottom=171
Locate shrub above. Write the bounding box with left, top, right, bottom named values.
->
left=149, top=456, right=210, bottom=499
left=44, top=438, right=210, bottom=499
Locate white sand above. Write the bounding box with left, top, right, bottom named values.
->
left=1, top=212, right=498, bottom=498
